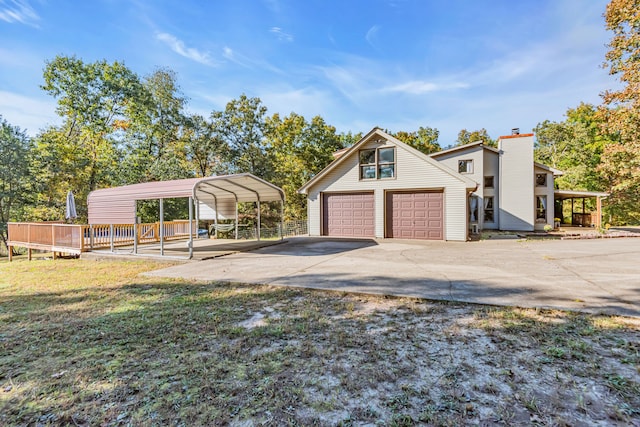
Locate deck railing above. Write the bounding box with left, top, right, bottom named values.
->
left=7, top=220, right=197, bottom=260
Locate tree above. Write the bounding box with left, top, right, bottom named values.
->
left=391, top=126, right=441, bottom=154
left=599, top=0, right=640, bottom=224
left=455, top=128, right=495, bottom=147
left=0, top=117, right=32, bottom=252
left=122, top=68, right=191, bottom=183
left=37, top=56, right=144, bottom=219
left=183, top=114, right=228, bottom=177
left=265, top=113, right=343, bottom=219
left=534, top=103, right=611, bottom=192
left=211, top=95, right=271, bottom=178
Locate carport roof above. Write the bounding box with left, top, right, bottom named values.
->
left=194, top=174, right=285, bottom=202
left=88, top=173, right=284, bottom=203
left=88, top=173, right=285, bottom=224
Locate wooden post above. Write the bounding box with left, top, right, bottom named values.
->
left=571, top=198, right=574, bottom=225
left=596, top=196, right=602, bottom=229
left=28, top=248, right=32, bottom=261
left=8, top=246, right=13, bottom=262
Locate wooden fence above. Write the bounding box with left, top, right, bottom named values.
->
left=7, top=221, right=196, bottom=261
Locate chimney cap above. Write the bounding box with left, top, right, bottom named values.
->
left=511, top=128, right=520, bottom=135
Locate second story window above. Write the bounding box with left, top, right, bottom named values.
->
left=458, top=160, right=473, bottom=174
left=484, top=176, right=494, bottom=188
left=536, top=173, right=547, bottom=187
left=359, top=147, right=395, bottom=180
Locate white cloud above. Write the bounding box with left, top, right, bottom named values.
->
left=156, top=32, right=217, bottom=66
left=365, top=25, right=380, bottom=48
left=221, top=45, right=284, bottom=74
left=0, top=90, right=59, bottom=136
left=269, top=27, right=293, bottom=42
left=0, top=0, right=39, bottom=26
left=383, top=80, right=469, bottom=94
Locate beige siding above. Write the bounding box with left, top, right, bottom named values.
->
left=534, top=166, right=555, bottom=231
left=306, top=139, right=470, bottom=241
left=482, top=150, right=500, bottom=229
left=433, top=146, right=483, bottom=229
left=499, top=135, right=535, bottom=231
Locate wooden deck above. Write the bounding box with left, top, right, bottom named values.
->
left=6, top=221, right=197, bottom=261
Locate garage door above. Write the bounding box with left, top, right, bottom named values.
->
left=386, top=191, right=443, bottom=240
left=323, top=193, right=375, bottom=237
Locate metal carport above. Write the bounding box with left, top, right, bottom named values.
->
left=87, top=173, right=285, bottom=259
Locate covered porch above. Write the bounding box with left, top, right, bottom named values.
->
left=554, top=190, right=608, bottom=228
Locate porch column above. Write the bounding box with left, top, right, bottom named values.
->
left=571, top=198, right=574, bottom=225
left=596, top=196, right=602, bottom=229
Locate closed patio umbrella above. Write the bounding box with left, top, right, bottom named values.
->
left=65, top=190, right=77, bottom=221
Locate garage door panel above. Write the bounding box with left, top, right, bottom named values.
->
left=386, top=191, right=443, bottom=240
left=323, top=193, right=375, bottom=237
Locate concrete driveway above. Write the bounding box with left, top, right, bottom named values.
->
left=145, top=236, right=640, bottom=317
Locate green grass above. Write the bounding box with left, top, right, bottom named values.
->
left=1, top=259, right=639, bottom=425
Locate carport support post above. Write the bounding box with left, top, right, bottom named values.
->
left=110, top=224, right=114, bottom=252
left=133, top=222, right=138, bottom=254
left=257, top=199, right=261, bottom=241
left=234, top=201, right=238, bottom=240
left=159, top=198, right=164, bottom=256
left=280, top=199, right=284, bottom=240
left=188, top=196, right=194, bottom=259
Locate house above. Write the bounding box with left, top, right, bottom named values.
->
left=298, top=127, right=604, bottom=241
left=429, top=130, right=560, bottom=233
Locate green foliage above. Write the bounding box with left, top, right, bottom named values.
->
left=599, top=0, right=640, bottom=224
left=265, top=113, right=343, bottom=219
left=390, top=126, right=441, bottom=155
left=456, top=128, right=496, bottom=147
left=211, top=94, right=271, bottom=178
left=0, top=116, right=32, bottom=250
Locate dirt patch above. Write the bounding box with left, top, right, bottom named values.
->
left=0, top=259, right=638, bottom=426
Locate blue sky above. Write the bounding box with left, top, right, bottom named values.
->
left=0, top=0, right=614, bottom=144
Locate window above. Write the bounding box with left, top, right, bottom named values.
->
left=458, top=160, right=473, bottom=174
left=359, top=147, right=395, bottom=179
left=536, top=195, right=547, bottom=223
left=484, top=176, right=494, bottom=188
left=484, top=196, right=494, bottom=222
left=469, top=196, right=479, bottom=222
left=536, top=173, right=547, bottom=187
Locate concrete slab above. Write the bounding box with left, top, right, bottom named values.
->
left=144, top=236, right=640, bottom=317
left=82, top=238, right=285, bottom=261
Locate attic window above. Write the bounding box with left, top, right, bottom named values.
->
left=359, top=148, right=395, bottom=180
left=536, top=173, right=547, bottom=187
left=458, top=160, right=473, bottom=174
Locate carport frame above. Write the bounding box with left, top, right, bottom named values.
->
left=87, top=173, right=285, bottom=260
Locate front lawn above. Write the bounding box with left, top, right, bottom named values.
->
left=1, top=259, right=638, bottom=425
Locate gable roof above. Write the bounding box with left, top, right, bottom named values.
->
left=298, top=128, right=477, bottom=194
left=430, top=141, right=499, bottom=158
